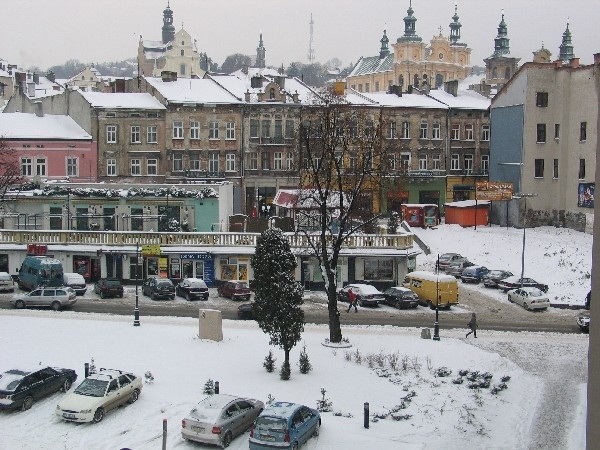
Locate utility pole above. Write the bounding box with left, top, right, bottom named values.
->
left=307, top=14, right=315, bottom=63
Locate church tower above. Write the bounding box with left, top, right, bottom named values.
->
left=558, top=21, right=575, bottom=63
left=449, top=4, right=464, bottom=46
left=379, top=30, right=390, bottom=59
left=162, top=2, right=175, bottom=44
left=484, top=11, right=520, bottom=89
left=256, top=33, right=266, bottom=69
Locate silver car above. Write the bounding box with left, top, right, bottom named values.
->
left=10, top=287, right=77, bottom=311
left=181, top=394, right=264, bottom=448
left=507, top=287, right=550, bottom=311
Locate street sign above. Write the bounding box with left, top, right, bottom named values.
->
left=475, top=181, right=513, bottom=201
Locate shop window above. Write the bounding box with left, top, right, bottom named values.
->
left=364, top=259, right=393, bottom=280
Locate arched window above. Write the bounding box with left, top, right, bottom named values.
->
left=413, top=74, right=419, bottom=87
left=270, top=88, right=276, bottom=99
left=492, top=67, right=498, bottom=79
left=505, top=67, right=511, bottom=79
left=181, top=50, right=184, bottom=56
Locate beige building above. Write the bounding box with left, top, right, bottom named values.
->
left=347, top=3, right=471, bottom=93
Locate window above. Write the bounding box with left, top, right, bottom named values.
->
left=147, top=159, right=158, bottom=175
left=226, top=153, right=235, bottom=172
left=285, top=119, right=294, bottom=138
left=388, top=121, right=396, bottom=139
left=106, top=159, right=116, bottom=176
left=173, top=121, right=184, bottom=139
left=536, top=92, right=548, bottom=107
left=250, top=119, right=259, bottom=138
left=554, top=124, right=560, bottom=140
left=432, top=155, right=441, bottom=170
left=464, top=154, right=473, bottom=174
left=190, top=152, right=201, bottom=171
left=432, top=123, right=441, bottom=140
left=273, top=152, right=283, bottom=170
left=261, top=119, right=271, bottom=138
left=286, top=153, right=293, bottom=170
left=400, top=153, right=411, bottom=170
left=36, top=157, right=47, bottom=176
left=365, top=82, right=370, bottom=92
left=147, top=125, right=157, bottom=143
left=208, top=152, right=219, bottom=172
left=226, top=122, right=235, bottom=140
left=130, top=207, right=143, bottom=231
left=401, top=121, right=410, bottom=139
left=451, top=124, right=460, bottom=140
left=49, top=206, right=62, bottom=230
left=536, top=124, right=546, bottom=143
left=387, top=154, right=396, bottom=171
left=190, top=121, right=199, bottom=139
left=553, top=159, right=559, bottom=179
left=481, top=155, right=489, bottom=174
left=172, top=152, right=183, bottom=171
left=465, top=124, right=474, bottom=140
left=248, top=152, right=258, bottom=170
left=358, top=84, right=363, bottom=92
left=66, top=157, right=78, bottom=177
left=375, top=81, right=380, bottom=91
left=451, top=154, right=460, bottom=170
left=21, top=157, right=32, bottom=176
left=261, top=152, right=270, bottom=170
left=349, top=155, right=357, bottom=170
left=274, top=119, right=283, bottom=141
left=180, top=64, right=186, bottom=76
left=419, top=123, right=428, bottom=139
left=106, top=125, right=117, bottom=143
left=579, top=159, right=585, bottom=179
left=130, top=159, right=141, bottom=176
left=580, top=122, right=587, bottom=142
left=419, top=155, right=427, bottom=170
left=209, top=122, right=219, bottom=139
left=534, top=159, right=544, bottom=178
left=481, top=124, right=490, bottom=141
left=364, top=259, right=393, bottom=280
left=130, top=126, right=141, bottom=143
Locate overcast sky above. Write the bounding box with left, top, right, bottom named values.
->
left=1, top=0, right=597, bottom=72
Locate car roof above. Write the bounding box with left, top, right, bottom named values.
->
left=88, top=369, right=132, bottom=380
left=260, top=401, right=304, bottom=418
left=183, top=277, right=206, bottom=284
left=196, top=394, right=239, bottom=409
left=517, top=286, right=544, bottom=293
left=387, top=286, right=413, bottom=292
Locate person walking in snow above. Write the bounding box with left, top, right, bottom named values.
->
left=346, top=288, right=358, bottom=313
left=466, top=312, right=478, bottom=338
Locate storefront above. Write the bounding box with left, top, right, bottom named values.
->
left=180, top=253, right=215, bottom=286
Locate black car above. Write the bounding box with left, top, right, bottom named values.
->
left=237, top=302, right=255, bottom=320
left=577, top=315, right=590, bottom=333
left=382, top=287, right=419, bottom=309
left=0, top=366, right=77, bottom=411
left=482, top=270, right=514, bottom=288
left=175, top=278, right=209, bottom=301
left=142, top=277, right=175, bottom=300
left=497, top=276, right=549, bottom=293
left=93, top=278, right=124, bottom=298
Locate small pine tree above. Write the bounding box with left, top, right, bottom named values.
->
left=89, top=357, right=96, bottom=375
left=203, top=379, right=215, bottom=395
left=280, top=361, right=291, bottom=380
left=263, top=350, right=276, bottom=373
left=387, top=212, right=399, bottom=234
left=298, top=343, right=312, bottom=374
left=316, top=388, right=333, bottom=412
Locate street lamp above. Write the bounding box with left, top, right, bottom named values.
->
left=433, top=254, right=441, bottom=341
left=133, top=242, right=140, bottom=326
left=513, top=193, right=537, bottom=289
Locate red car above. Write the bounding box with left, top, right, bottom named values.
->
left=217, top=280, right=251, bottom=301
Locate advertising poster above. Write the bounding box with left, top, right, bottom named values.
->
left=578, top=183, right=595, bottom=208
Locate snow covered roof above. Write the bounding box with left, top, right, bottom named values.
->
left=358, top=90, right=449, bottom=109
left=80, top=92, right=166, bottom=110
left=144, top=77, right=242, bottom=104
left=273, top=189, right=348, bottom=210
left=0, top=113, right=91, bottom=140
left=427, top=88, right=490, bottom=110
left=348, top=54, right=394, bottom=77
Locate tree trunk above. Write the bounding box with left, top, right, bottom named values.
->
left=327, top=281, right=342, bottom=343
left=284, top=348, right=290, bottom=366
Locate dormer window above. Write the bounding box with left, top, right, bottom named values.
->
left=270, top=88, right=276, bottom=99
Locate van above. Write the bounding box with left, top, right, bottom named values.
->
left=402, top=270, right=459, bottom=309
left=63, top=273, right=87, bottom=296
left=17, top=256, right=64, bottom=291
left=0, top=272, right=15, bottom=292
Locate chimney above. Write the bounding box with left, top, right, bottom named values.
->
left=34, top=101, right=43, bottom=117
left=569, top=57, right=580, bottom=69
left=257, top=92, right=265, bottom=102
left=161, top=71, right=177, bottom=82
left=274, top=76, right=285, bottom=89
left=555, top=59, right=563, bottom=68
left=292, top=91, right=300, bottom=103
left=250, top=76, right=262, bottom=89
left=244, top=90, right=251, bottom=102
left=444, top=80, right=458, bottom=97
left=594, top=53, right=600, bottom=66
left=46, top=70, right=56, bottom=82
left=27, top=82, right=35, bottom=97
left=33, top=72, right=39, bottom=84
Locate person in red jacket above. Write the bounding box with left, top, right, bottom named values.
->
left=346, top=288, right=358, bottom=313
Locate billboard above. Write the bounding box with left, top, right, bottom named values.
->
left=475, top=181, right=514, bottom=201
left=578, top=183, right=595, bottom=208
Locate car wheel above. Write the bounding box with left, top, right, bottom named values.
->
left=313, top=421, right=320, bottom=436
left=51, top=301, right=61, bottom=311
left=358, top=299, right=363, bottom=307
left=100, top=291, right=106, bottom=299
left=292, top=443, right=299, bottom=450
left=128, top=389, right=140, bottom=404
left=170, top=295, right=175, bottom=301
left=118, top=292, right=123, bottom=298
left=395, top=300, right=403, bottom=309
left=15, top=300, right=25, bottom=309
left=523, top=302, right=529, bottom=311
left=21, top=396, right=33, bottom=411
left=92, top=407, right=105, bottom=423
left=222, top=431, right=232, bottom=448
left=151, top=292, right=156, bottom=300
left=61, top=378, right=72, bottom=392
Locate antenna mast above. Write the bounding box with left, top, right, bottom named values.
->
left=307, top=13, right=315, bottom=63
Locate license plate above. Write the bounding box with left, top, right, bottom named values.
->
left=260, top=435, right=275, bottom=441
left=63, top=413, right=76, bottom=419
left=191, top=426, right=204, bottom=433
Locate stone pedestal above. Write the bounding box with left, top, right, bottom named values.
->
left=199, top=309, right=223, bottom=341
left=420, top=328, right=432, bottom=340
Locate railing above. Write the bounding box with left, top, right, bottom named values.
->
left=0, top=230, right=413, bottom=250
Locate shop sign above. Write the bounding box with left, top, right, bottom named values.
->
left=141, top=244, right=161, bottom=256
left=476, top=181, right=513, bottom=201
left=180, top=253, right=212, bottom=260
left=409, top=170, right=434, bottom=178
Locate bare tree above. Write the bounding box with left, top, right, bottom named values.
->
left=0, top=138, right=23, bottom=210
left=295, top=92, right=403, bottom=343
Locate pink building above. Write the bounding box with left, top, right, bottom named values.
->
left=0, top=112, right=96, bottom=182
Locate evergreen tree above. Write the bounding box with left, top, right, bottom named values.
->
left=298, top=343, right=312, bottom=374
left=250, top=228, right=305, bottom=379
left=387, top=211, right=399, bottom=234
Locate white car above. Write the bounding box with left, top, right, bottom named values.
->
left=56, top=368, right=142, bottom=423
left=507, top=287, right=550, bottom=311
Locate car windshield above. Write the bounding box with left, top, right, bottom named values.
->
left=74, top=378, right=108, bottom=397
left=157, top=281, right=172, bottom=287
left=255, top=416, right=287, bottom=432
left=0, top=371, right=26, bottom=391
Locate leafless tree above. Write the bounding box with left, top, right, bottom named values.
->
left=0, top=138, right=24, bottom=211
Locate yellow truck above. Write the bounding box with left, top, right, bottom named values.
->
left=402, top=270, right=459, bottom=308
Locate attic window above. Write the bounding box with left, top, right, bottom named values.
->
left=147, top=113, right=158, bottom=118
left=105, top=112, right=116, bottom=117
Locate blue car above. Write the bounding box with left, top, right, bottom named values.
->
left=249, top=401, right=321, bottom=449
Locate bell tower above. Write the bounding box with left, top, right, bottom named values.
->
left=162, top=2, right=175, bottom=44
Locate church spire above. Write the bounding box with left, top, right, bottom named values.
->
left=449, top=3, right=462, bottom=45
left=162, top=2, right=175, bottom=44
left=379, top=29, right=390, bottom=59
left=398, top=0, right=422, bottom=43
left=492, top=10, right=511, bottom=56
left=558, top=19, right=575, bottom=63
left=256, top=32, right=266, bottom=68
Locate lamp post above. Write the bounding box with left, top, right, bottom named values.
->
left=433, top=254, right=441, bottom=341
left=133, top=242, right=140, bottom=326
left=513, top=193, right=537, bottom=289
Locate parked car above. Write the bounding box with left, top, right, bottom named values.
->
left=176, top=278, right=209, bottom=301
left=181, top=394, right=265, bottom=447
left=461, top=266, right=489, bottom=283
left=337, top=283, right=384, bottom=307
left=217, top=280, right=251, bottom=301
left=507, top=287, right=550, bottom=311
left=249, top=401, right=321, bottom=450
left=0, top=271, right=15, bottom=292
left=577, top=315, right=590, bottom=333
left=10, top=287, right=77, bottom=311
left=497, top=276, right=548, bottom=293
left=445, top=259, right=474, bottom=278
left=56, top=368, right=142, bottom=423
left=237, top=302, right=255, bottom=320
left=142, top=277, right=175, bottom=300
left=0, top=366, right=77, bottom=411
left=63, top=273, right=87, bottom=296
left=437, top=253, right=464, bottom=271
left=93, top=278, right=124, bottom=298
left=382, top=286, right=419, bottom=309
left=482, top=270, right=514, bottom=288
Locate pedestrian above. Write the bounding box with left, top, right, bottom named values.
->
left=346, top=288, right=358, bottom=313
left=585, top=291, right=591, bottom=310
left=466, top=312, right=478, bottom=338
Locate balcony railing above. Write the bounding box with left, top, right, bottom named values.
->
left=0, top=230, right=413, bottom=250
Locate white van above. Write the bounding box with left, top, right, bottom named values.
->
left=0, top=272, right=15, bottom=292
left=63, top=273, right=87, bottom=296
